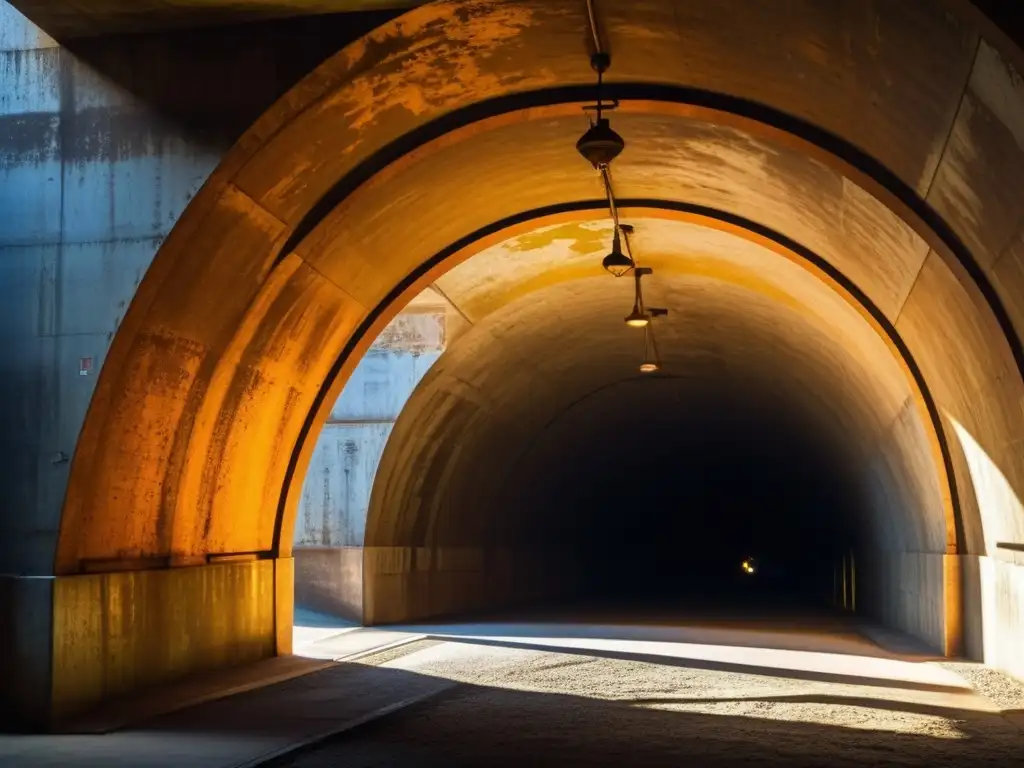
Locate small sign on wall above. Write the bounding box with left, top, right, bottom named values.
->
left=79, top=357, right=93, bottom=377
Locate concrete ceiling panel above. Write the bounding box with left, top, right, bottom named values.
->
left=8, top=1, right=425, bottom=38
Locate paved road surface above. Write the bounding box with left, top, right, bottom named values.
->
left=3, top=607, right=1022, bottom=767
left=276, top=609, right=1024, bottom=767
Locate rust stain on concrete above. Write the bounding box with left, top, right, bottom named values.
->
left=336, top=1, right=553, bottom=134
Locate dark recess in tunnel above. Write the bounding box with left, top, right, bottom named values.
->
left=496, top=379, right=865, bottom=612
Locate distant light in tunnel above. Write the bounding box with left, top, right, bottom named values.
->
left=639, top=362, right=660, bottom=373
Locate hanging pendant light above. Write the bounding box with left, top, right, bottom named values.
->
left=577, top=118, right=625, bottom=169
left=602, top=228, right=633, bottom=276
left=625, top=301, right=650, bottom=328
left=624, top=266, right=651, bottom=326
left=640, top=321, right=662, bottom=373
left=576, top=52, right=624, bottom=170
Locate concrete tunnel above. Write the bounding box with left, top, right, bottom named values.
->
left=5, top=0, right=1024, bottom=731
left=354, top=213, right=942, bottom=628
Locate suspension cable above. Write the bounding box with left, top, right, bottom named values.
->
left=601, top=166, right=620, bottom=232
left=586, top=0, right=602, bottom=55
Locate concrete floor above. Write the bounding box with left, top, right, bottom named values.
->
left=277, top=607, right=1024, bottom=767
left=3, top=607, right=1022, bottom=766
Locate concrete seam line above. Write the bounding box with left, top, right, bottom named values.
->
left=230, top=683, right=458, bottom=768
left=331, top=633, right=428, bottom=663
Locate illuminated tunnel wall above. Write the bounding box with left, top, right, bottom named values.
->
left=23, top=0, right=1024, bottom=726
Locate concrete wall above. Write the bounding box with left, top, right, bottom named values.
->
left=0, top=1, right=215, bottom=579
left=363, top=547, right=587, bottom=626
left=0, top=0, right=399, bottom=578
left=50, top=558, right=282, bottom=724
left=293, top=310, right=445, bottom=619
left=964, top=548, right=1024, bottom=680
left=0, top=0, right=398, bottom=728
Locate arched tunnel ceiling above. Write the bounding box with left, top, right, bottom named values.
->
left=292, top=103, right=1022, bottom=557
left=58, top=0, right=1024, bottom=585
left=370, top=216, right=950, bottom=558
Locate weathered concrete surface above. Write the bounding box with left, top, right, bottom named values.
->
left=48, top=559, right=286, bottom=726
left=0, top=0, right=404, bottom=729
left=295, top=547, right=364, bottom=621
left=3, top=0, right=1024, bottom=727
left=362, top=547, right=588, bottom=626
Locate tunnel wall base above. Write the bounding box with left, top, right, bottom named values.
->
left=45, top=558, right=291, bottom=728
left=859, top=550, right=958, bottom=655
left=295, top=546, right=364, bottom=622
left=363, top=547, right=585, bottom=626
left=963, top=554, right=1024, bottom=680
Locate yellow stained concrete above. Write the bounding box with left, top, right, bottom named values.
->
left=51, top=560, right=281, bottom=724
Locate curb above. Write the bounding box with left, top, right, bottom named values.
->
left=232, top=682, right=457, bottom=768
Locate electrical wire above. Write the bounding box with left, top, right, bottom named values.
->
left=601, top=166, right=620, bottom=232
left=602, top=165, right=637, bottom=270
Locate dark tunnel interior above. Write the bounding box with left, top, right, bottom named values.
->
left=356, top=266, right=943, bottom=633
left=498, top=380, right=865, bottom=613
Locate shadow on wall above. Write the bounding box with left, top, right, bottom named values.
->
left=61, top=10, right=404, bottom=152
left=946, top=415, right=1024, bottom=681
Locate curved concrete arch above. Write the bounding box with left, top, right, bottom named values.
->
left=360, top=204, right=963, bottom=553
left=236, top=105, right=1017, bottom=566
left=47, top=0, right=1024, bottom=719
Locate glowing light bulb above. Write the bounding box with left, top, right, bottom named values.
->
left=624, top=311, right=650, bottom=328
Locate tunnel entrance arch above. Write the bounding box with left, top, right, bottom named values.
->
left=47, top=0, right=1024, bottom=724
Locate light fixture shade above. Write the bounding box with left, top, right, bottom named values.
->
left=602, top=230, right=633, bottom=276
left=576, top=118, right=625, bottom=168
left=624, top=310, right=650, bottom=327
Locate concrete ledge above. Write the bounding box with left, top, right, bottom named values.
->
left=50, top=558, right=288, bottom=726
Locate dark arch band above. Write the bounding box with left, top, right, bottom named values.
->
left=275, top=83, right=1024, bottom=385
left=273, top=198, right=965, bottom=557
